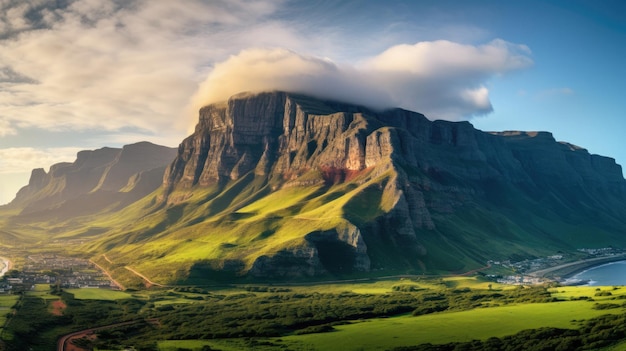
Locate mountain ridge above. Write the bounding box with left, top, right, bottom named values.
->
left=5, top=141, right=178, bottom=220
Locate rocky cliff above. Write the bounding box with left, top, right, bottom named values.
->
left=8, top=141, right=177, bottom=219
left=150, top=91, right=626, bottom=280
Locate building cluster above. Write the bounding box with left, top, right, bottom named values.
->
left=1, top=254, right=117, bottom=293
left=488, top=254, right=566, bottom=276
left=494, top=275, right=546, bottom=285
left=488, top=248, right=625, bottom=286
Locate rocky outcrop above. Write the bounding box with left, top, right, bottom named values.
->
left=9, top=142, right=177, bottom=218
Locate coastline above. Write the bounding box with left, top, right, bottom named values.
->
left=528, top=254, right=626, bottom=281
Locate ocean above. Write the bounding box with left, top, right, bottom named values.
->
left=572, top=260, right=626, bottom=286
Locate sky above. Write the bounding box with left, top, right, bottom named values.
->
left=0, top=0, right=624, bottom=204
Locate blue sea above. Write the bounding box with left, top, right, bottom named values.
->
left=571, top=260, right=626, bottom=286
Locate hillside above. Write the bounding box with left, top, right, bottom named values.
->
left=2, top=92, right=626, bottom=284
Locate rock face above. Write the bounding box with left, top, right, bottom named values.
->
left=160, top=92, right=626, bottom=278
left=9, top=142, right=177, bottom=219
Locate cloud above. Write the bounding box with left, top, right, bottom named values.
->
left=0, top=118, right=16, bottom=136
left=360, top=39, right=533, bottom=119
left=0, top=0, right=534, bottom=142
left=189, top=48, right=394, bottom=115
left=192, top=39, right=533, bottom=121
left=0, top=0, right=293, bottom=139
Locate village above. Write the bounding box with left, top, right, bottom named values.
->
left=0, top=253, right=118, bottom=294
left=488, top=247, right=626, bottom=285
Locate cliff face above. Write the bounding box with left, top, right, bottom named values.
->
left=9, top=141, right=177, bottom=218
left=166, top=93, right=625, bottom=196
left=164, top=92, right=376, bottom=190
left=157, top=92, right=626, bottom=279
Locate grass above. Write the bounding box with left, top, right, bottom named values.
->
left=83, top=169, right=401, bottom=285
left=268, top=301, right=614, bottom=351
left=150, top=283, right=626, bottom=351
left=188, top=301, right=608, bottom=351
left=0, top=295, right=19, bottom=335
left=26, top=284, right=60, bottom=300
left=158, top=340, right=214, bottom=350
left=262, top=277, right=508, bottom=295
left=0, top=295, right=18, bottom=308
left=550, top=286, right=626, bottom=300
left=64, top=288, right=135, bottom=300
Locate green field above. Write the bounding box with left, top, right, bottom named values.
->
left=0, top=294, right=19, bottom=335
left=64, top=288, right=135, bottom=300
left=152, top=282, right=626, bottom=351
left=275, top=301, right=612, bottom=350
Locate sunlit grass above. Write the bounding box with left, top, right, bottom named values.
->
left=64, top=288, right=135, bottom=300
left=147, top=283, right=626, bottom=351
left=158, top=340, right=214, bottom=351
left=0, top=295, right=18, bottom=308
left=0, top=294, right=18, bottom=334
left=26, top=284, right=59, bottom=300
left=275, top=301, right=612, bottom=351
left=550, top=285, right=626, bottom=300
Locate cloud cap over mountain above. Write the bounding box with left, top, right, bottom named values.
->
left=192, top=39, right=532, bottom=121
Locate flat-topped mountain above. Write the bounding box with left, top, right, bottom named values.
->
left=2, top=92, right=625, bottom=285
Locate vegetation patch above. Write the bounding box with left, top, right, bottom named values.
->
left=64, top=288, right=135, bottom=301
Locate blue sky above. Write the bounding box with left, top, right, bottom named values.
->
left=0, top=0, right=624, bottom=204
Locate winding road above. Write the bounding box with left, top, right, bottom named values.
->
left=56, top=319, right=158, bottom=351
left=0, top=256, right=11, bottom=277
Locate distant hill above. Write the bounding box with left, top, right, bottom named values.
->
left=2, top=92, right=625, bottom=285
left=4, top=141, right=177, bottom=220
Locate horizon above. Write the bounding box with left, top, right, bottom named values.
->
left=1, top=0, right=625, bottom=204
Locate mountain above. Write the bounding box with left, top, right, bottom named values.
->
left=3, top=92, right=626, bottom=285
left=86, top=91, right=626, bottom=283
left=4, top=141, right=178, bottom=220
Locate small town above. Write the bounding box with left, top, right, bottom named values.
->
left=488, top=247, right=626, bottom=285
left=0, top=253, right=118, bottom=294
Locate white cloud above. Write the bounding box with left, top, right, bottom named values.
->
left=192, top=39, right=533, bottom=121
left=189, top=48, right=393, bottom=116
left=363, top=39, right=531, bottom=75
left=0, top=0, right=293, bottom=139
left=0, top=0, right=534, bottom=139
left=361, top=39, right=533, bottom=119
left=0, top=118, right=15, bottom=136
